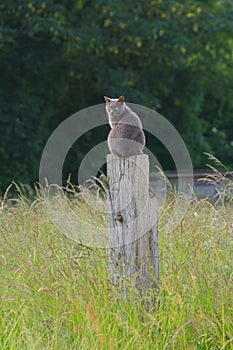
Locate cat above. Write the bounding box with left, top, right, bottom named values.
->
left=104, top=95, right=146, bottom=157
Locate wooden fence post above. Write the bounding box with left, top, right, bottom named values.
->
left=107, top=154, right=158, bottom=290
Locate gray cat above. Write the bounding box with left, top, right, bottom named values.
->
left=104, top=96, right=145, bottom=157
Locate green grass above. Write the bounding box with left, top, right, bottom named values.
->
left=0, top=181, right=232, bottom=350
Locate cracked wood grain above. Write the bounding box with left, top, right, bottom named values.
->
left=107, top=154, right=159, bottom=290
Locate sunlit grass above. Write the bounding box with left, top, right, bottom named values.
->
left=0, top=175, right=232, bottom=349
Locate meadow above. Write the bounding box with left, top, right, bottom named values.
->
left=0, top=171, right=232, bottom=350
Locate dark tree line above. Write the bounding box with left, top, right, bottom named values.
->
left=0, top=0, right=232, bottom=192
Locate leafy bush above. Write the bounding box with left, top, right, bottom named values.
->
left=0, top=1, right=232, bottom=193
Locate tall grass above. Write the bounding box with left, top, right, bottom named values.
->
left=0, top=171, right=232, bottom=349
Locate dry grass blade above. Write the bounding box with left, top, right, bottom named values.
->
left=204, top=152, right=227, bottom=169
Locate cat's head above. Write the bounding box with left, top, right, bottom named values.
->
left=104, top=96, right=125, bottom=118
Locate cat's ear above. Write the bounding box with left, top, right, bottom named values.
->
left=118, top=96, right=124, bottom=103
left=104, top=96, right=111, bottom=103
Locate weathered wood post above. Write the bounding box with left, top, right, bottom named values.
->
left=107, top=154, right=158, bottom=290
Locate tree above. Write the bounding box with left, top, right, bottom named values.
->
left=0, top=0, right=232, bottom=193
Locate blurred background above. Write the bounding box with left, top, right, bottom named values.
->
left=0, top=0, right=232, bottom=194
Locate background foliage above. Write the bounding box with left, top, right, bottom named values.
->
left=0, top=0, right=233, bottom=191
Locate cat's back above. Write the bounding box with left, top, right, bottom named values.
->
left=108, top=106, right=145, bottom=155
left=105, top=95, right=145, bottom=157
left=109, top=122, right=145, bottom=143
left=120, top=105, right=143, bottom=128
